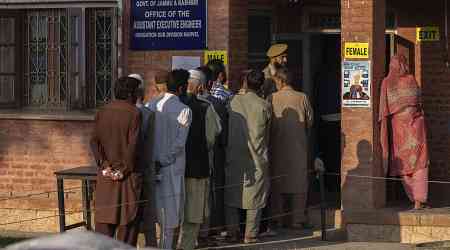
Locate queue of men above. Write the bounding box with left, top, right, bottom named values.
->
left=90, top=44, right=316, bottom=249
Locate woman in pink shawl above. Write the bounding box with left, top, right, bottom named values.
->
left=379, top=55, right=429, bottom=210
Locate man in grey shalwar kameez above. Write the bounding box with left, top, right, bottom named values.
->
left=225, top=70, right=272, bottom=243
left=146, top=69, right=192, bottom=249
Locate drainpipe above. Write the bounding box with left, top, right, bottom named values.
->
left=445, top=0, right=449, bottom=67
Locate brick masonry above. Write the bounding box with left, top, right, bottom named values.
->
left=392, top=0, right=450, bottom=206
left=1, top=0, right=450, bottom=236
left=0, top=120, right=94, bottom=232
left=340, top=0, right=386, bottom=210
left=341, top=0, right=450, bottom=209
left=121, top=0, right=248, bottom=91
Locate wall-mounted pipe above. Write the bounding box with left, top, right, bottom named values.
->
left=445, top=0, right=449, bottom=67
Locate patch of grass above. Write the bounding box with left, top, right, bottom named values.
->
left=0, top=237, right=25, bottom=247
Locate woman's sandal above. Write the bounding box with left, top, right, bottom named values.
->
left=413, top=203, right=431, bottom=210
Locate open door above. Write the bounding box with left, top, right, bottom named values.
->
left=273, top=33, right=342, bottom=207
left=385, top=33, right=415, bottom=206
left=387, top=33, right=415, bottom=73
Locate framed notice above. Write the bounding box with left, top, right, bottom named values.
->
left=172, top=56, right=201, bottom=70
left=130, top=0, right=207, bottom=50
left=342, top=60, right=371, bottom=108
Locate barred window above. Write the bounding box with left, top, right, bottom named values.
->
left=25, top=10, right=69, bottom=108
left=0, top=17, right=16, bottom=105
left=93, top=9, right=114, bottom=106
left=0, top=7, right=117, bottom=111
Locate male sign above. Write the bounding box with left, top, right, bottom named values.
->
left=204, top=50, right=228, bottom=65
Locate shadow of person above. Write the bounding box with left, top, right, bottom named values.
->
left=268, top=107, right=310, bottom=228
left=341, top=139, right=377, bottom=211
left=341, top=139, right=410, bottom=242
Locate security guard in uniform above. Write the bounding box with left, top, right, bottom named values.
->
left=261, top=43, right=288, bottom=99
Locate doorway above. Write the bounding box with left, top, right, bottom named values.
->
left=273, top=33, right=342, bottom=207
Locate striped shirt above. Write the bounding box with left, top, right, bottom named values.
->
left=210, top=82, right=232, bottom=103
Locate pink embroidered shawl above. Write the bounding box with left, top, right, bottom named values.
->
left=379, top=55, right=429, bottom=176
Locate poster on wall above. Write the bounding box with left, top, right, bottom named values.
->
left=172, top=56, right=201, bottom=70
left=130, top=0, right=207, bottom=50
left=342, top=60, right=371, bottom=108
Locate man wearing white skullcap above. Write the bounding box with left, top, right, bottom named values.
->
left=178, top=69, right=222, bottom=250
left=128, top=73, right=144, bottom=86
left=128, top=73, right=158, bottom=247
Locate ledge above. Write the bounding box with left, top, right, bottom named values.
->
left=344, top=207, right=450, bottom=227
left=0, top=109, right=95, bottom=121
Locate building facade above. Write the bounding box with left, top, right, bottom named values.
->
left=0, top=0, right=449, bottom=243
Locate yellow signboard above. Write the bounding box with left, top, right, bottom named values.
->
left=344, top=42, right=369, bottom=59
left=204, top=50, right=228, bottom=65
left=416, top=27, right=440, bottom=42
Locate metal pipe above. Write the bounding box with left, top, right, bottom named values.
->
left=319, top=168, right=327, bottom=241
left=446, top=0, right=449, bottom=67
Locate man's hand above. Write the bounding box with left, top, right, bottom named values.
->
left=102, top=167, right=113, bottom=177
left=314, top=158, right=325, bottom=173
left=111, top=170, right=124, bottom=181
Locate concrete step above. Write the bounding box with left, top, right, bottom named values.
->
left=308, top=207, right=343, bottom=229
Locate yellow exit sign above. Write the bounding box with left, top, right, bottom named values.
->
left=344, top=42, right=369, bottom=59
left=416, top=27, right=440, bottom=42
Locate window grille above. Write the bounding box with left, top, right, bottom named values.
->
left=24, top=10, right=70, bottom=109
left=0, top=17, right=15, bottom=104
left=94, top=9, right=114, bottom=106
left=21, top=8, right=116, bottom=110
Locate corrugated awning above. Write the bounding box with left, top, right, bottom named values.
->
left=0, top=0, right=118, bottom=9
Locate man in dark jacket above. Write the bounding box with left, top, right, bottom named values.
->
left=90, top=76, right=142, bottom=245
left=179, top=69, right=222, bottom=250
left=129, top=73, right=158, bottom=247
left=198, top=66, right=229, bottom=236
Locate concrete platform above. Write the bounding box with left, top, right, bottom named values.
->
left=306, top=205, right=450, bottom=244
left=344, top=206, right=450, bottom=243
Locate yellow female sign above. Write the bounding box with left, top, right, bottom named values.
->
left=344, top=42, right=369, bottom=59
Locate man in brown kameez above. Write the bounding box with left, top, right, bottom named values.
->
left=269, top=67, right=314, bottom=228
left=90, top=76, right=143, bottom=245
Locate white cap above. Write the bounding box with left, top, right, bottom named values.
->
left=128, top=73, right=144, bottom=87
left=188, top=69, right=206, bottom=85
